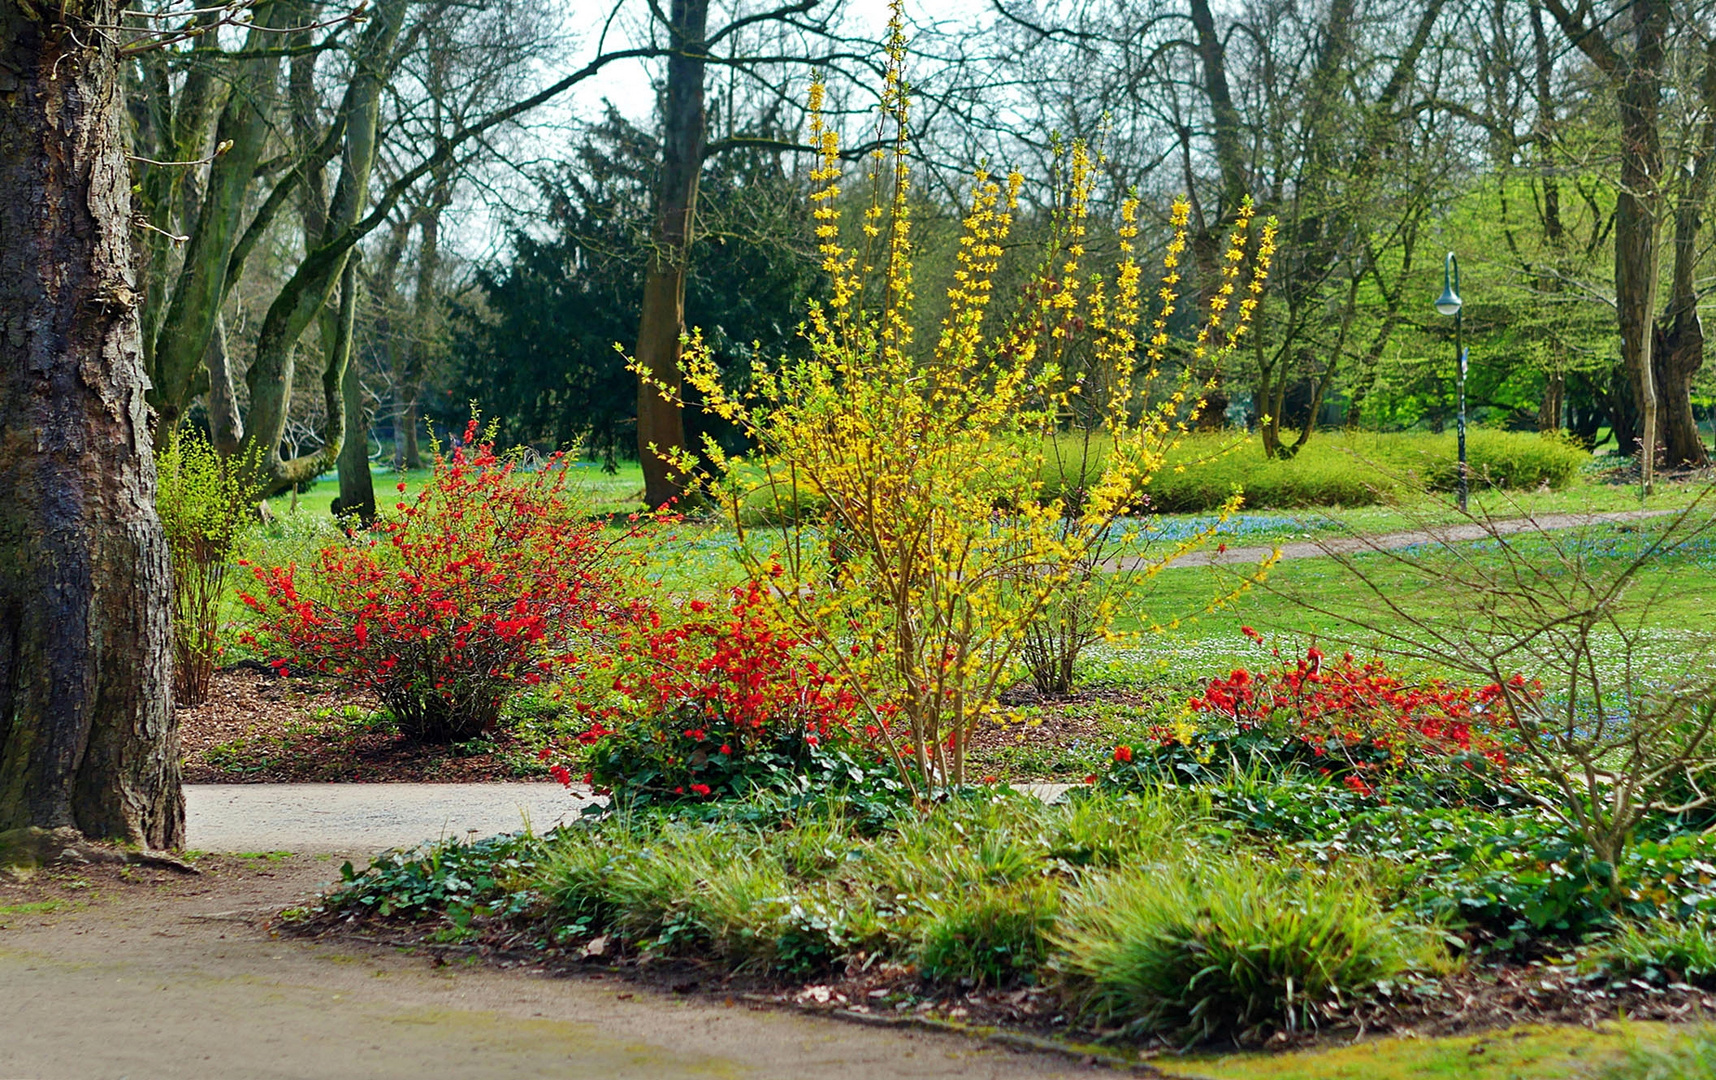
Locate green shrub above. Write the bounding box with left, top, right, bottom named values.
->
left=1055, top=858, right=1444, bottom=1044
left=327, top=833, right=541, bottom=922
left=155, top=433, right=257, bottom=704
left=1587, top=915, right=1716, bottom=988
left=1038, top=431, right=1591, bottom=512
left=1410, top=429, right=1588, bottom=491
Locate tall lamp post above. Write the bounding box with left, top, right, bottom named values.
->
left=1435, top=252, right=1468, bottom=513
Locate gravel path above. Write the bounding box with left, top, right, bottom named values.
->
left=1119, top=508, right=1677, bottom=570
left=184, top=783, right=1076, bottom=854
left=184, top=783, right=602, bottom=854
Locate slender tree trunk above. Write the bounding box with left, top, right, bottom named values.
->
left=399, top=190, right=446, bottom=474
left=239, top=0, right=406, bottom=496
left=1186, top=0, right=1250, bottom=431
left=0, top=0, right=182, bottom=853
left=205, top=313, right=245, bottom=455
left=146, top=3, right=286, bottom=439
left=634, top=0, right=710, bottom=509
left=331, top=259, right=376, bottom=521
left=1539, top=371, right=1566, bottom=434
left=1614, top=0, right=1668, bottom=486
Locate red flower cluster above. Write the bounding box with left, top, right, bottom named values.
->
left=567, top=582, right=869, bottom=800
left=616, top=579, right=861, bottom=750
left=239, top=422, right=651, bottom=744
left=1189, top=631, right=1516, bottom=786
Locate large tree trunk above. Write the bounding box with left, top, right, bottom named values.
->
left=1653, top=36, right=1716, bottom=470
left=1550, top=0, right=1671, bottom=482
left=1656, top=319, right=1706, bottom=467
left=634, top=0, right=710, bottom=509
left=0, top=0, right=182, bottom=853
left=1614, top=0, right=1669, bottom=485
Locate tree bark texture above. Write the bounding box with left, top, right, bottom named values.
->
left=634, top=0, right=710, bottom=510
left=0, top=0, right=182, bottom=849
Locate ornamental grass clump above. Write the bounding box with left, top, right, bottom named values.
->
left=639, top=0, right=1277, bottom=793
left=240, top=421, right=653, bottom=744
left=1054, top=858, right=1444, bottom=1044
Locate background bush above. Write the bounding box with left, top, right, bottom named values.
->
left=155, top=434, right=256, bottom=705
left=242, top=425, right=649, bottom=743
left=1037, top=431, right=1590, bottom=512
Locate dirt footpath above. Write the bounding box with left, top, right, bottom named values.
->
left=0, top=856, right=1101, bottom=1080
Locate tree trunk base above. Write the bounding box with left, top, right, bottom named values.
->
left=0, top=826, right=199, bottom=872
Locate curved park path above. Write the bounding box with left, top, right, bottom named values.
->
left=1120, top=508, right=1677, bottom=570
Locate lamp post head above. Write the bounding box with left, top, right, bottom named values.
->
left=1435, top=251, right=1462, bottom=316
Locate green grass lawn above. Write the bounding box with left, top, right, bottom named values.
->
left=234, top=466, right=1711, bottom=676
left=262, top=459, right=647, bottom=521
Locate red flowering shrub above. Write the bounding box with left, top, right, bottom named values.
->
left=239, top=423, right=650, bottom=744
left=570, top=581, right=879, bottom=803
left=1107, top=630, right=1518, bottom=798
left=1188, top=644, right=1513, bottom=775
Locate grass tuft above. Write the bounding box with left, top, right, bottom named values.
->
left=1055, top=857, right=1443, bottom=1044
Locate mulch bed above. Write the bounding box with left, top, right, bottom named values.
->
left=176, top=666, right=538, bottom=783
left=964, top=683, right=1175, bottom=781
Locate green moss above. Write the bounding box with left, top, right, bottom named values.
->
left=1184, top=1022, right=1672, bottom=1080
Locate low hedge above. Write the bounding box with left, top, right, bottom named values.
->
left=1056, top=430, right=1590, bottom=512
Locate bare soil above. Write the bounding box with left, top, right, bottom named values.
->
left=179, top=667, right=1149, bottom=786
left=178, top=666, right=540, bottom=783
